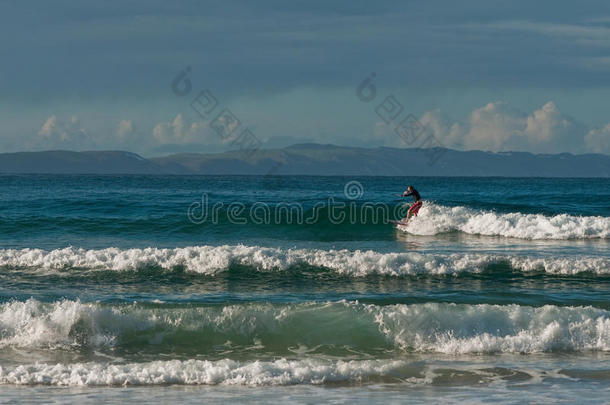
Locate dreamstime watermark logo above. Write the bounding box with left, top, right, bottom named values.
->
left=171, top=66, right=263, bottom=161
left=187, top=180, right=409, bottom=225
left=343, top=180, right=364, bottom=199
left=356, top=73, right=446, bottom=166
left=171, top=67, right=282, bottom=183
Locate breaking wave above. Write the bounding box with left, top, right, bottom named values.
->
left=1, top=299, right=608, bottom=355
left=0, top=358, right=413, bottom=386
left=0, top=245, right=608, bottom=276
left=400, top=203, right=610, bottom=240
left=3, top=357, right=607, bottom=387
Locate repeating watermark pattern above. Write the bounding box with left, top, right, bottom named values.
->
left=172, top=67, right=281, bottom=184
left=187, top=180, right=410, bottom=225
left=343, top=180, right=364, bottom=199
left=171, top=66, right=193, bottom=96
left=171, top=67, right=263, bottom=162
left=356, top=73, right=446, bottom=165
left=190, top=89, right=218, bottom=117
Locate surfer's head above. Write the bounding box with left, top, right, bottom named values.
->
left=407, top=185, right=413, bottom=191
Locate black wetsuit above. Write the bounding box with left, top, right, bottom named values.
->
left=404, top=188, right=421, bottom=202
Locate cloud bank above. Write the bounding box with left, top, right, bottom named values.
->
left=32, top=100, right=610, bottom=155
left=3, top=1, right=610, bottom=156
left=419, top=101, right=605, bottom=154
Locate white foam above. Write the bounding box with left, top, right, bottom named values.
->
left=372, top=302, right=610, bottom=354
left=0, top=358, right=598, bottom=388
left=402, top=203, right=610, bottom=239
left=0, top=358, right=409, bottom=386
left=508, top=256, right=610, bottom=274
left=1, top=299, right=608, bottom=355
left=0, top=245, right=608, bottom=276
left=0, top=299, right=142, bottom=349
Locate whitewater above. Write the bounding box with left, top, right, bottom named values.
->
left=0, top=175, right=608, bottom=403
left=399, top=203, right=610, bottom=239
left=0, top=299, right=608, bottom=354
left=0, top=245, right=609, bottom=276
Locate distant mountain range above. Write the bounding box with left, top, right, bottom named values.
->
left=1, top=144, right=609, bottom=177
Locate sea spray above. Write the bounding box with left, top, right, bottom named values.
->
left=1, top=299, right=608, bottom=355
left=404, top=203, right=610, bottom=239
left=1, top=245, right=608, bottom=276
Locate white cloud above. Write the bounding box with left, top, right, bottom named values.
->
left=462, top=101, right=526, bottom=151
left=117, top=119, right=135, bottom=140
left=419, top=109, right=463, bottom=148
left=27, top=102, right=610, bottom=156
left=422, top=101, right=593, bottom=153
left=152, top=114, right=213, bottom=145
left=585, top=124, right=610, bottom=154
left=37, top=115, right=89, bottom=149
left=524, top=101, right=587, bottom=153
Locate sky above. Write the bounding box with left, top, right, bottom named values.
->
left=1, top=0, right=610, bottom=156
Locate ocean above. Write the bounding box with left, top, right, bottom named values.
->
left=0, top=175, right=608, bottom=404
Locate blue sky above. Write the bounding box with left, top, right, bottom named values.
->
left=1, top=0, right=610, bottom=155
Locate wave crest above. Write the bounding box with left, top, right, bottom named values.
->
left=401, top=203, right=610, bottom=239
left=1, top=299, right=608, bottom=355
left=0, top=358, right=417, bottom=386
left=0, top=245, right=608, bottom=276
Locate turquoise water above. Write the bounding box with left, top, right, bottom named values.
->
left=0, top=175, right=609, bottom=403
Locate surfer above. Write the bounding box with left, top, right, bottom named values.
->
left=401, top=185, right=422, bottom=222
